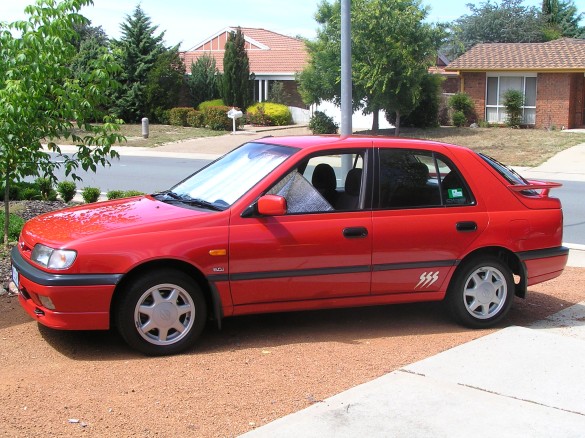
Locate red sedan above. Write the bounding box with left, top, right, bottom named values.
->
left=11, top=136, right=568, bottom=355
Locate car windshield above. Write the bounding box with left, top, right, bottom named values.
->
left=165, top=142, right=296, bottom=210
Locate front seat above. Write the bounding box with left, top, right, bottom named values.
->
left=311, top=163, right=337, bottom=206
left=336, top=168, right=362, bottom=210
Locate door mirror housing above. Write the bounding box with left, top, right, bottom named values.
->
left=257, top=195, right=287, bottom=216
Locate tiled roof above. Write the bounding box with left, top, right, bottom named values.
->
left=446, top=38, right=585, bottom=72
left=181, top=27, right=308, bottom=75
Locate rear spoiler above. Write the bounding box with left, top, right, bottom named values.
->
left=507, top=180, right=562, bottom=197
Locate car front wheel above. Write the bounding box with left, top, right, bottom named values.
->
left=446, top=256, right=514, bottom=328
left=116, top=270, right=207, bottom=355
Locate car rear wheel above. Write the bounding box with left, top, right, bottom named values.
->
left=116, top=270, right=207, bottom=355
left=446, top=256, right=514, bottom=328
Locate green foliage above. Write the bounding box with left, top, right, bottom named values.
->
left=448, top=93, right=476, bottom=125
left=452, top=111, right=467, bottom=127
left=123, top=190, right=145, bottom=197
left=70, top=24, right=110, bottom=86
left=145, top=48, right=186, bottom=123
left=203, top=106, right=235, bottom=131
left=107, top=190, right=144, bottom=200
left=503, top=89, right=524, bottom=128
left=186, top=110, right=205, bottom=128
left=0, top=212, right=25, bottom=242
left=222, top=27, right=252, bottom=109
left=300, top=0, right=446, bottom=134
left=111, top=5, right=167, bottom=122
left=188, top=54, right=221, bottom=108
left=387, top=74, right=444, bottom=128
left=168, top=107, right=193, bottom=126
left=57, top=181, right=77, bottom=203
left=444, top=0, right=546, bottom=58
left=35, top=178, right=54, bottom=201
left=81, top=187, right=101, bottom=203
left=309, top=111, right=339, bottom=134
left=106, top=190, right=125, bottom=200
left=198, top=99, right=225, bottom=110
left=268, top=82, right=290, bottom=105
left=21, top=188, right=41, bottom=201
left=246, top=103, right=292, bottom=126
left=0, top=0, right=124, bottom=244
left=542, top=0, right=585, bottom=39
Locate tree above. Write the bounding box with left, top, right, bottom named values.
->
left=542, top=0, right=585, bottom=39
left=188, top=54, right=221, bottom=108
left=112, top=5, right=166, bottom=122
left=445, top=0, right=545, bottom=59
left=145, top=47, right=186, bottom=122
left=299, top=0, right=444, bottom=134
left=0, top=0, right=124, bottom=245
left=222, top=27, right=252, bottom=109
left=70, top=24, right=110, bottom=86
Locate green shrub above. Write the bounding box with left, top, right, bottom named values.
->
left=57, top=181, right=77, bottom=203
left=35, top=178, right=53, bottom=200
left=107, top=190, right=125, bottom=200
left=123, top=190, right=145, bottom=197
left=186, top=109, right=205, bottom=128
left=268, top=81, right=290, bottom=104
left=0, top=212, right=25, bottom=242
left=21, top=187, right=41, bottom=200
left=309, top=111, right=338, bottom=134
left=81, top=187, right=101, bottom=203
left=448, top=92, right=476, bottom=125
left=168, top=107, right=193, bottom=127
left=198, top=99, right=224, bottom=111
left=246, top=102, right=292, bottom=126
left=203, top=105, right=235, bottom=131
left=452, top=110, right=467, bottom=127
left=503, top=89, right=524, bottom=128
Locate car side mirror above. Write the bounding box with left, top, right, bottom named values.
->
left=257, top=195, right=287, bottom=216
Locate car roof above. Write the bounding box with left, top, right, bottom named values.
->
left=252, top=135, right=472, bottom=154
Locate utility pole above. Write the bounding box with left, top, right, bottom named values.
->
left=340, top=0, right=352, bottom=138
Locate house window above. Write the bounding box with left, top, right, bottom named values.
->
left=486, top=75, right=536, bottom=125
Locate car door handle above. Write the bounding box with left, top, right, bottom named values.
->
left=343, top=227, right=368, bottom=238
left=456, top=221, right=477, bottom=232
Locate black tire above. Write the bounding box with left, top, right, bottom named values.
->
left=115, top=270, right=207, bottom=356
left=446, top=256, right=514, bottom=328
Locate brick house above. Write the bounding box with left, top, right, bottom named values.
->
left=181, top=27, right=308, bottom=108
left=446, top=38, right=585, bottom=129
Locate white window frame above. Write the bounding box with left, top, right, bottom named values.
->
left=485, top=73, right=537, bottom=125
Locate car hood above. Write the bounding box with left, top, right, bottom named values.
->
left=21, top=196, right=219, bottom=248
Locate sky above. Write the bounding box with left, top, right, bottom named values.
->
left=2, top=0, right=581, bottom=50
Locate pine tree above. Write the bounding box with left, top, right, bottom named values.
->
left=112, top=5, right=166, bottom=122
left=222, top=28, right=251, bottom=109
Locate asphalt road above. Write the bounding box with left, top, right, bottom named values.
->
left=49, top=154, right=584, bottom=245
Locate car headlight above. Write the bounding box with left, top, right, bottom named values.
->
left=31, top=244, right=77, bottom=270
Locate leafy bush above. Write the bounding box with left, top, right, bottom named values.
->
left=106, top=190, right=125, bottom=200
left=389, top=74, right=443, bottom=128
left=57, top=181, right=77, bottom=203
left=81, top=187, right=101, bottom=203
left=503, top=89, right=524, bottom=128
left=21, top=187, right=41, bottom=200
left=452, top=111, right=467, bottom=127
left=168, top=107, right=193, bottom=127
left=0, top=212, right=25, bottom=242
left=268, top=81, right=290, bottom=104
left=448, top=93, right=476, bottom=126
left=198, top=99, right=224, bottom=111
left=123, top=190, right=145, bottom=197
left=35, top=178, right=54, bottom=200
left=186, top=110, right=205, bottom=128
left=246, top=102, right=292, bottom=126
left=309, top=111, right=338, bottom=134
left=203, top=105, right=235, bottom=131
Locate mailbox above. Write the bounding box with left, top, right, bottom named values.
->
left=227, top=108, right=243, bottom=134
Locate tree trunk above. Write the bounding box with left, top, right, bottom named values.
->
left=371, top=110, right=379, bottom=134
left=4, top=171, right=9, bottom=247
left=394, top=111, right=401, bottom=136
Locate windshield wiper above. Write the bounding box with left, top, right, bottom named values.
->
left=178, top=196, right=224, bottom=211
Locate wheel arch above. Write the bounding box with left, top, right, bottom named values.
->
left=457, top=246, right=527, bottom=298
left=109, top=259, right=222, bottom=329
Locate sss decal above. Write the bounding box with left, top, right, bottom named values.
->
left=416, top=271, right=439, bottom=289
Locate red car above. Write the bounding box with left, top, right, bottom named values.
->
left=11, top=136, right=568, bottom=355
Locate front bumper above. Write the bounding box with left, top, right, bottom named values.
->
left=11, top=247, right=122, bottom=330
